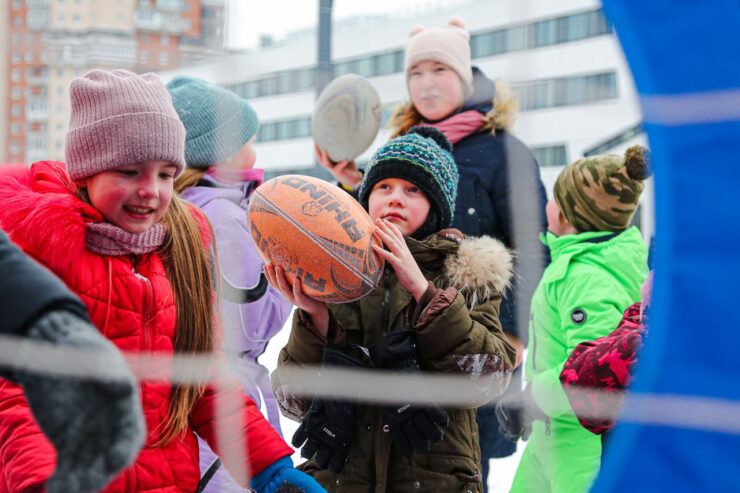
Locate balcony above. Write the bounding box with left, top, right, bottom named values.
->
left=27, top=10, right=49, bottom=30
left=155, top=0, right=183, bottom=12
left=134, top=9, right=185, bottom=33
left=26, top=99, right=48, bottom=122
left=26, top=149, right=50, bottom=164
left=27, top=68, right=49, bottom=85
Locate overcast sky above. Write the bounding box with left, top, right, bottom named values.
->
left=225, top=0, right=465, bottom=49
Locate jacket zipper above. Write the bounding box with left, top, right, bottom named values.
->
left=131, top=255, right=154, bottom=352
left=530, top=312, right=537, bottom=371
left=380, top=271, right=392, bottom=335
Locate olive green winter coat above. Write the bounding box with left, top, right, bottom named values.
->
left=273, top=232, right=517, bottom=493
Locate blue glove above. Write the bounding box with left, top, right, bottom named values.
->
left=250, top=457, right=326, bottom=493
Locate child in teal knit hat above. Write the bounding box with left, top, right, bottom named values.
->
left=269, top=127, right=517, bottom=492
left=167, top=77, right=296, bottom=493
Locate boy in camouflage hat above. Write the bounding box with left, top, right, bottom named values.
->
left=507, top=146, right=650, bottom=493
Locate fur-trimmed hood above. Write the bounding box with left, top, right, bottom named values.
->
left=464, top=66, right=518, bottom=134
left=408, top=230, right=513, bottom=308
left=0, top=161, right=102, bottom=274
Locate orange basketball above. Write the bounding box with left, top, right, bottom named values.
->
left=248, top=175, right=384, bottom=303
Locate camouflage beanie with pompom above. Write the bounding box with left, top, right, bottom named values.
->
left=554, top=145, right=651, bottom=232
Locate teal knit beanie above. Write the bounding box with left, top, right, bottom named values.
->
left=166, top=76, right=259, bottom=167
left=358, top=126, right=459, bottom=239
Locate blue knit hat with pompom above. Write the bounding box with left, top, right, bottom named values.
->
left=358, top=126, right=458, bottom=239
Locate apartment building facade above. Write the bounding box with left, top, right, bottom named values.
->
left=4, top=0, right=226, bottom=163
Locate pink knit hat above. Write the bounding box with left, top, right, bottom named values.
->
left=404, top=18, right=474, bottom=99
left=65, top=69, right=186, bottom=181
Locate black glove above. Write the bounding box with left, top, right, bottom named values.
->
left=370, top=330, right=449, bottom=458
left=495, top=384, right=547, bottom=442
left=291, top=346, right=364, bottom=473
left=14, top=311, right=145, bottom=493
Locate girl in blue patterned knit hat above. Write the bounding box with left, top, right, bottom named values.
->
left=269, top=126, right=518, bottom=492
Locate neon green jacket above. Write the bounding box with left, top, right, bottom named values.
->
left=512, top=227, right=647, bottom=492
left=527, top=226, right=648, bottom=419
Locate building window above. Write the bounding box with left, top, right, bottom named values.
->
left=258, top=123, right=276, bottom=143
left=258, top=77, right=279, bottom=97
left=12, top=0, right=22, bottom=9
left=159, top=52, right=169, bottom=66
left=11, top=87, right=22, bottom=100
left=161, top=34, right=170, bottom=45
left=534, top=19, right=558, bottom=47
left=532, top=145, right=568, bottom=167
left=14, top=15, right=23, bottom=26
left=516, top=72, right=618, bottom=111
left=11, top=69, right=21, bottom=82
left=12, top=105, right=21, bottom=117
left=11, top=123, right=21, bottom=135
left=355, top=57, right=374, bottom=78
left=296, top=69, right=314, bottom=90
left=294, top=118, right=311, bottom=138
left=506, top=25, right=529, bottom=52
left=140, top=50, right=149, bottom=63
left=471, top=29, right=507, bottom=58
left=334, top=60, right=356, bottom=77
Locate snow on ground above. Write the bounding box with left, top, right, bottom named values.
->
left=259, top=309, right=523, bottom=492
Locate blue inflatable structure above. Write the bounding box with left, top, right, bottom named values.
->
left=595, top=1, right=740, bottom=491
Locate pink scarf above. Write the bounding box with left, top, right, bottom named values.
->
left=208, top=167, right=265, bottom=185
left=420, top=110, right=486, bottom=145
left=86, top=222, right=166, bottom=256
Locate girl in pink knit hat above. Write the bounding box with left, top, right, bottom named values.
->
left=0, top=69, right=323, bottom=493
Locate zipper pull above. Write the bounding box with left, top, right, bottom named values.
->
left=131, top=255, right=147, bottom=281
left=545, top=418, right=551, bottom=436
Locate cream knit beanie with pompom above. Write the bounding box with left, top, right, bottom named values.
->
left=404, top=17, right=473, bottom=98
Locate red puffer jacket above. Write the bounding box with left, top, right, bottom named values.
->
left=0, top=161, right=292, bottom=492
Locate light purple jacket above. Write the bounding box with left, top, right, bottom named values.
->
left=182, top=172, right=293, bottom=492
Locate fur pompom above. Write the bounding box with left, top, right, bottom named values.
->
left=409, top=25, right=425, bottom=37
left=448, top=17, right=467, bottom=30
left=444, top=236, right=513, bottom=309
left=409, top=126, right=453, bottom=153
left=624, top=145, right=652, bottom=181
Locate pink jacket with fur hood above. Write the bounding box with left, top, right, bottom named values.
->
left=0, top=161, right=292, bottom=492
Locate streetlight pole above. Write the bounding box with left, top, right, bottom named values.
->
left=316, top=0, right=334, bottom=96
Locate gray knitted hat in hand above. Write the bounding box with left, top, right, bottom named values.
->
left=166, top=76, right=260, bottom=168
left=65, top=69, right=186, bottom=181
